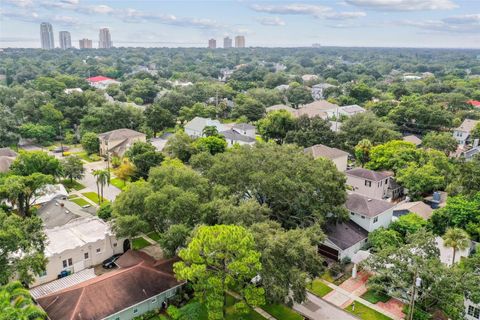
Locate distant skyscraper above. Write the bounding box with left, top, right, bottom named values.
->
left=208, top=38, right=216, bottom=49
left=79, top=38, right=93, bottom=49
left=98, top=28, right=112, bottom=49
left=40, top=22, right=54, bottom=50
left=223, top=37, right=232, bottom=49
left=235, top=35, right=245, bottom=48
left=59, top=31, right=72, bottom=49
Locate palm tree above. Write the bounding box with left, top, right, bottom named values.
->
left=93, top=169, right=110, bottom=204
left=443, top=228, right=470, bottom=266
left=0, top=281, right=46, bottom=320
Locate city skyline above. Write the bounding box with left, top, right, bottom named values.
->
left=1, top=0, right=479, bottom=48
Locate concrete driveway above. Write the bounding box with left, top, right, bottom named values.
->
left=80, top=161, right=121, bottom=202
left=293, top=292, right=358, bottom=320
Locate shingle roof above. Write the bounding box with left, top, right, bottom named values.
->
left=340, top=105, right=366, bottom=114
left=86, top=76, right=114, bottom=82
left=0, top=156, right=15, bottom=173
left=324, top=220, right=368, bottom=250
left=304, top=144, right=349, bottom=160
left=98, top=128, right=145, bottom=141
left=233, top=123, right=256, bottom=131
left=36, top=253, right=183, bottom=320
left=456, top=119, right=479, bottom=133
left=393, top=201, right=433, bottom=220
left=346, top=192, right=395, bottom=217
left=184, top=117, right=225, bottom=133
left=403, top=135, right=422, bottom=146
left=220, top=129, right=256, bottom=143
left=346, top=168, right=393, bottom=181
left=0, top=147, right=18, bottom=157
left=300, top=100, right=339, bottom=111
left=37, top=195, right=93, bottom=229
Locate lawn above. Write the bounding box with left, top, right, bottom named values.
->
left=262, top=304, right=303, bottom=320
left=70, top=197, right=91, bottom=207
left=307, top=278, right=333, bottom=297
left=61, top=179, right=85, bottom=191
left=146, top=232, right=161, bottom=242
left=345, top=301, right=392, bottom=320
left=321, top=271, right=335, bottom=283
left=82, top=192, right=108, bottom=204
left=110, top=177, right=129, bottom=190
left=73, top=152, right=102, bottom=162
left=361, top=290, right=390, bottom=304
left=132, top=237, right=151, bottom=250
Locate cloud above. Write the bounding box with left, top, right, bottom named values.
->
left=3, top=0, right=33, bottom=8
left=345, top=0, right=457, bottom=11
left=257, top=16, right=286, bottom=26
left=251, top=3, right=366, bottom=20
left=403, top=14, right=480, bottom=32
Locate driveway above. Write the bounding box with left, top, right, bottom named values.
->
left=293, top=292, right=358, bottom=320
left=80, top=161, right=121, bottom=202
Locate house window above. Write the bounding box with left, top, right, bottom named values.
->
left=373, top=217, right=378, bottom=223
left=62, top=258, right=73, bottom=268
left=84, top=252, right=89, bottom=260
left=96, top=248, right=101, bottom=254
left=113, top=243, right=117, bottom=247
left=385, top=179, right=388, bottom=184
left=361, top=215, right=365, bottom=219
left=133, top=308, right=138, bottom=314
left=468, top=305, right=480, bottom=319
left=365, top=180, right=371, bottom=187
left=39, top=270, right=47, bottom=277
left=114, top=317, right=120, bottom=320
left=350, top=212, right=355, bottom=216
left=151, top=298, right=157, bottom=303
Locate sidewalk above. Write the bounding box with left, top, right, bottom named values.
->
left=293, top=292, right=358, bottom=320
left=227, top=291, right=276, bottom=320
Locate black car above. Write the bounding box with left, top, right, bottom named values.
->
left=102, top=254, right=122, bottom=269
left=52, top=146, right=69, bottom=153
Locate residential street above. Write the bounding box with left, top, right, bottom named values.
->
left=293, top=292, right=358, bottom=320
left=80, top=161, right=121, bottom=202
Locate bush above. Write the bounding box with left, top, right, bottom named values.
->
left=81, top=132, right=100, bottom=155
left=97, top=202, right=113, bottom=220
left=111, top=156, right=121, bottom=168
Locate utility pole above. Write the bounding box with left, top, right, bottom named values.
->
left=59, top=125, right=64, bottom=157
left=408, top=269, right=421, bottom=320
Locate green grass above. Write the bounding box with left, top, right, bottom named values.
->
left=321, top=271, right=335, bottom=283
left=146, top=232, right=161, bottom=242
left=262, top=304, right=303, bottom=320
left=81, top=192, right=108, bottom=204
left=361, top=290, right=390, bottom=304
left=307, top=278, right=333, bottom=297
left=132, top=237, right=151, bottom=250
left=61, top=179, right=85, bottom=191
left=70, top=197, right=91, bottom=207
left=110, top=177, right=129, bottom=190
left=345, top=301, right=392, bottom=320
left=73, top=152, right=102, bottom=162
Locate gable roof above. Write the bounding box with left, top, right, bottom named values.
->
left=340, top=105, right=366, bottom=114
left=403, top=135, right=422, bottom=146
left=393, top=201, right=433, bottom=220
left=184, top=117, right=225, bottom=133
left=220, top=129, right=256, bottom=143
left=346, top=168, right=393, bottom=181
left=304, top=144, right=349, bottom=160
left=0, top=147, right=18, bottom=157
left=300, top=100, right=339, bottom=111
left=37, top=195, right=94, bottom=229
left=0, top=156, right=15, bottom=173
left=455, top=119, right=479, bottom=133
left=36, top=255, right=182, bottom=320
left=467, top=100, right=480, bottom=107
left=324, top=220, right=368, bottom=250
left=346, top=192, right=395, bottom=217
left=86, top=76, right=114, bottom=82
left=233, top=123, right=256, bottom=131
left=98, top=128, right=145, bottom=141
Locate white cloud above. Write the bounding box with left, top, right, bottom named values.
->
left=403, top=14, right=480, bottom=32
left=257, top=16, right=286, bottom=26
left=251, top=3, right=366, bottom=20
left=3, top=0, right=33, bottom=8
left=345, top=0, right=457, bottom=11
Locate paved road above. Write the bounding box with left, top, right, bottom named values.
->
left=293, top=292, right=358, bottom=320
left=80, top=161, right=121, bottom=202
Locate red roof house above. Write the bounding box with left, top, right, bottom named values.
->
left=86, top=76, right=114, bottom=82
left=467, top=100, right=480, bottom=108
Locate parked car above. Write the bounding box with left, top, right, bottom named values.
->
left=52, top=146, right=69, bottom=153
left=102, top=254, right=122, bottom=269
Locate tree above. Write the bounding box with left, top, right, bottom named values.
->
left=368, top=228, right=403, bottom=252
left=144, top=105, right=175, bottom=137
left=389, top=213, right=427, bottom=238
left=348, top=82, right=374, bottom=104
left=286, top=82, right=313, bottom=107
left=81, top=132, right=99, bottom=155
left=97, top=202, right=112, bottom=221
left=285, top=115, right=336, bottom=148
left=61, top=156, right=84, bottom=183
left=93, top=169, right=109, bottom=204
left=422, top=131, right=458, bottom=155
left=0, top=210, right=46, bottom=285
left=354, top=139, right=372, bottom=167
left=10, top=151, right=61, bottom=177
left=18, top=123, right=56, bottom=146
left=366, top=140, right=418, bottom=172
left=443, top=228, right=470, bottom=266
left=396, top=163, right=445, bottom=199
left=130, top=151, right=164, bottom=180
left=471, top=123, right=480, bottom=140
left=192, top=136, right=227, bottom=155
left=114, top=159, right=135, bottom=186
left=158, top=224, right=191, bottom=258
left=174, top=225, right=265, bottom=320
left=447, top=156, right=480, bottom=196
left=232, top=94, right=265, bottom=121
left=0, top=281, right=47, bottom=320
left=202, top=126, right=219, bottom=137
left=258, top=110, right=295, bottom=144
left=164, top=132, right=194, bottom=162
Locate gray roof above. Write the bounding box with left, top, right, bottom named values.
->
left=324, top=220, right=368, bottom=250
left=346, top=168, right=393, bottom=181
left=98, top=128, right=145, bottom=141
left=220, top=129, right=256, bottom=143
left=403, top=135, right=422, bottom=146
left=304, top=144, right=349, bottom=160
left=233, top=123, right=256, bottom=131
left=0, top=147, right=18, bottom=157
left=184, top=117, right=225, bottom=133
left=455, top=119, right=479, bottom=133
left=37, top=195, right=94, bottom=229
left=393, top=201, right=433, bottom=220
left=0, top=156, right=15, bottom=173
left=346, top=192, right=395, bottom=217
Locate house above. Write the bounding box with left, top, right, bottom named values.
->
left=232, top=123, right=256, bottom=138
left=392, top=201, right=434, bottom=220
left=329, top=121, right=342, bottom=132
left=424, top=191, right=448, bottom=209
left=98, top=129, right=147, bottom=158
left=0, top=147, right=17, bottom=173
left=436, top=236, right=471, bottom=267
left=403, top=135, right=422, bottom=146
left=337, top=105, right=366, bottom=117
left=36, top=251, right=184, bottom=320
left=461, top=139, right=480, bottom=161
left=274, top=84, right=290, bottom=91
left=346, top=192, right=396, bottom=232
left=465, top=299, right=480, bottom=320
left=345, top=168, right=394, bottom=200
left=296, top=100, right=340, bottom=119
left=467, top=100, right=480, bottom=108
left=301, top=74, right=319, bottom=82
left=184, top=117, right=226, bottom=138
left=453, top=119, right=479, bottom=146
left=311, top=83, right=336, bottom=100
left=220, top=129, right=256, bottom=147
left=33, top=184, right=68, bottom=206
left=319, top=220, right=368, bottom=261
left=304, top=144, right=349, bottom=172
left=64, top=88, right=83, bottom=94
left=86, top=76, right=120, bottom=90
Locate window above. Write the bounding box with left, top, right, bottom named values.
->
left=350, top=212, right=355, bottom=216
left=151, top=298, right=157, bottom=303
left=133, top=308, right=138, bottom=314
left=114, top=317, right=120, bottom=320
left=385, top=179, right=388, bottom=184
left=373, top=217, right=378, bottom=223
left=84, top=252, right=89, bottom=260
left=468, top=305, right=480, bottom=319
left=62, top=258, right=73, bottom=268
left=39, top=270, right=47, bottom=277
left=96, top=248, right=101, bottom=254
left=113, top=243, right=117, bottom=247
left=361, top=215, right=365, bottom=219
left=365, top=180, right=371, bottom=187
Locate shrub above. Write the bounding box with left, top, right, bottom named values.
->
left=97, top=202, right=112, bottom=220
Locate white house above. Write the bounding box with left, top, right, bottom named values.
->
left=453, top=119, right=479, bottom=146
left=346, top=168, right=393, bottom=200
left=86, top=76, right=120, bottom=90
left=346, top=192, right=396, bottom=233
left=184, top=117, right=226, bottom=138
left=311, top=83, right=336, bottom=100
left=319, top=220, right=368, bottom=261
left=465, top=299, right=480, bottom=320
left=304, top=144, right=349, bottom=172
left=220, top=129, right=256, bottom=147
left=232, top=123, right=256, bottom=139
left=301, top=74, right=319, bottom=82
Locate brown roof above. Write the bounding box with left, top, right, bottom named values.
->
left=300, top=100, right=339, bottom=111
left=455, top=119, right=479, bottom=133
left=393, top=201, right=434, bottom=220
left=0, top=156, right=15, bottom=173
left=346, top=168, right=393, bottom=181
left=324, top=220, right=368, bottom=250
left=346, top=192, right=395, bottom=217
left=304, top=144, right=349, bottom=160
left=402, top=135, right=422, bottom=146
left=0, top=147, right=18, bottom=157
left=37, top=252, right=182, bottom=320
left=98, top=128, right=145, bottom=141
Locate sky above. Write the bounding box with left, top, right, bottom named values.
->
left=0, top=0, right=479, bottom=49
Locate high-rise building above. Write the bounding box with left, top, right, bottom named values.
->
left=208, top=38, right=216, bottom=49
left=223, top=37, right=232, bottom=49
left=235, top=35, right=245, bottom=48
left=98, top=28, right=112, bottom=49
left=40, top=22, right=54, bottom=50
left=59, top=31, right=72, bottom=49
left=79, top=38, right=93, bottom=49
